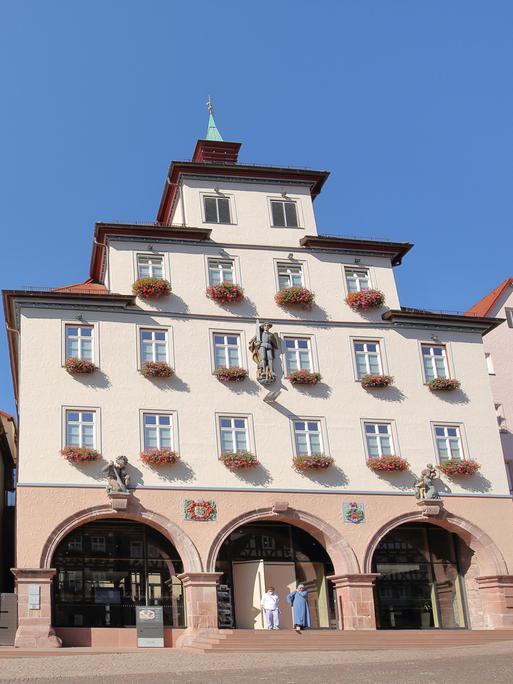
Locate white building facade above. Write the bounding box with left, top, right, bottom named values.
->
left=4, top=125, right=513, bottom=648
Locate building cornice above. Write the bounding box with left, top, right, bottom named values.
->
left=90, top=222, right=212, bottom=283
left=382, top=308, right=504, bottom=335
left=300, top=235, right=413, bottom=266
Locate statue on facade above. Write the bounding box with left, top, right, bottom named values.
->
left=249, top=320, right=279, bottom=384
left=415, top=464, right=441, bottom=500
left=102, top=455, right=130, bottom=493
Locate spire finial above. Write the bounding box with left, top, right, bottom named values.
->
left=205, top=96, right=223, bottom=142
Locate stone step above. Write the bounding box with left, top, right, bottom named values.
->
left=185, top=629, right=513, bottom=652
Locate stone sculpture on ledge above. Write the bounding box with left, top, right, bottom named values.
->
left=102, top=455, right=130, bottom=493
left=415, top=463, right=441, bottom=500
left=249, top=320, right=279, bottom=384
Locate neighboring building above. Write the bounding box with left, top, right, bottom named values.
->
left=4, top=113, right=513, bottom=649
left=0, top=410, right=16, bottom=592
left=468, top=278, right=513, bottom=491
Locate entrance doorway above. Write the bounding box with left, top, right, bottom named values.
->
left=215, top=522, right=336, bottom=629
left=51, top=519, right=185, bottom=628
left=372, top=523, right=467, bottom=629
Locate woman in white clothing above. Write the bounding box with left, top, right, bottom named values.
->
left=261, top=586, right=280, bottom=629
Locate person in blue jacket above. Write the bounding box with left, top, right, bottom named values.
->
left=287, top=583, right=310, bottom=633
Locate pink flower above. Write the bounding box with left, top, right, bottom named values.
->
left=345, top=289, right=385, bottom=311
left=275, top=287, right=315, bottom=309
left=206, top=283, right=244, bottom=304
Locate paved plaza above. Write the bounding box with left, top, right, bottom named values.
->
left=1, top=641, right=513, bottom=684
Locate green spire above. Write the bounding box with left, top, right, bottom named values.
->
left=205, top=96, right=223, bottom=141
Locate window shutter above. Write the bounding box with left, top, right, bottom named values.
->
left=218, top=198, right=231, bottom=224
left=204, top=197, right=218, bottom=223
left=271, top=201, right=285, bottom=226
left=285, top=202, right=298, bottom=227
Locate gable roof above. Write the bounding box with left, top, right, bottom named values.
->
left=467, top=278, right=513, bottom=317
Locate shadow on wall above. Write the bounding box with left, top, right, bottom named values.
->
left=143, top=375, right=191, bottom=393
left=276, top=302, right=330, bottom=323
left=288, top=381, right=332, bottom=400
left=360, top=385, right=406, bottom=403
left=69, top=370, right=112, bottom=390
left=228, top=463, right=273, bottom=486
left=440, top=472, right=493, bottom=494
left=371, top=470, right=418, bottom=491
left=215, top=377, right=261, bottom=396
left=146, top=460, right=196, bottom=484
left=212, top=297, right=258, bottom=318
left=430, top=388, right=470, bottom=405
left=296, top=465, right=348, bottom=488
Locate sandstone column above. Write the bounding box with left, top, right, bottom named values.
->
left=12, top=568, right=62, bottom=648
left=329, top=573, right=379, bottom=630
left=175, top=571, right=223, bottom=648
left=475, top=575, right=513, bottom=628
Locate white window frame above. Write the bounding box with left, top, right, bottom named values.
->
left=283, top=336, right=314, bottom=374
left=421, top=344, right=450, bottom=382
left=200, top=192, right=236, bottom=225
left=64, top=324, right=94, bottom=362
left=217, top=415, right=251, bottom=454
left=352, top=339, right=383, bottom=379
left=268, top=198, right=301, bottom=228
left=135, top=253, right=166, bottom=280
left=432, top=423, right=465, bottom=462
left=276, top=261, right=305, bottom=290
left=362, top=420, right=397, bottom=459
left=292, top=418, right=324, bottom=456
left=138, top=327, right=169, bottom=365
left=62, top=407, right=100, bottom=450
left=207, top=257, right=236, bottom=286
left=212, top=332, right=243, bottom=369
left=140, top=411, right=178, bottom=452
left=136, top=325, right=173, bottom=371
left=344, top=265, right=372, bottom=295
left=61, top=321, right=100, bottom=368
left=209, top=328, right=247, bottom=373
left=215, top=412, right=255, bottom=456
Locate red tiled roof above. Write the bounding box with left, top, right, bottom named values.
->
left=466, top=278, right=513, bottom=317
left=0, top=410, right=14, bottom=420
left=52, top=279, right=108, bottom=294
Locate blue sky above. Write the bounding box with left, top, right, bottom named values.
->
left=1, top=1, right=512, bottom=415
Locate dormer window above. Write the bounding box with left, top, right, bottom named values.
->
left=270, top=200, right=298, bottom=228
left=204, top=196, right=231, bottom=224
left=137, top=255, right=164, bottom=279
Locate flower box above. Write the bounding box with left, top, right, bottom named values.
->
left=438, top=459, right=480, bottom=477
left=140, top=448, right=179, bottom=466
left=287, top=370, right=321, bottom=385
left=65, top=357, right=96, bottom=374
left=345, top=289, right=385, bottom=311
left=275, top=287, right=315, bottom=309
left=361, top=374, right=393, bottom=389
left=132, top=277, right=171, bottom=299
left=367, top=455, right=409, bottom=472
left=293, top=453, right=334, bottom=472
left=206, top=282, right=244, bottom=304
left=220, top=451, right=259, bottom=469
left=140, top=361, right=174, bottom=378
left=428, top=377, right=461, bottom=392
left=213, top=367, right=248, bottom=383
left=61, top=447, right=100, bottom=463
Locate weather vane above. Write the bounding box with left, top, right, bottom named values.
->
left=206, top=95, right=214, bottom=115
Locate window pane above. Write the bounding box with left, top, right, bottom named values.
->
left=145, top=415, right=157, bottom=425
left=144, top=427, right=158, bottom=449
left=159, top=416, right=170, bottom=425
left=356, top=355, right=367, bottom=378
left=309, top=433, right=321, bottom=452
left=220, top=419, right=231, bottom=428
left=286, top=351, right=298, bottom=372
left=228, top=348, right=240, bottom=367
left=299, top=351, right=311, bottom=370
left=155, top=345, right=167, bottom=362
left=221, top=432, right=234, bottom=452
left=159, top=428, right=172, bottom=448
left=234, top=419, right=245, bottom=429
left=204, top=197, right=218, bottom=223
left=271, top=201, right=285, bottom=227
left=214, top=347, right=225, bottom=368
left=66, top=339, right=79, bottom=358
left=235, top=431, right=248, bottom=451
left=278, top=273, right=290, bottom=289
left=81, top=339, right=93, bottom=360
left=217, top=198, right=231, bottom=224
left=284, top=202, right=298, bottom=227
left=367, top=436, right=379, bottom=457
left=369, top=355, right=380, bottom=374
left=295, top=433, right=308, bottom=454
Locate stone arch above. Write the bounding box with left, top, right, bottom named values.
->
left=362, top=510, right=508, bottom=576
left=206, top=506, right=359, bottom=574
left=40, top=504, right=203, bottom=572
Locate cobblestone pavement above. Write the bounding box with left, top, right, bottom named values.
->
left=1, top=642, right=513, bottom=684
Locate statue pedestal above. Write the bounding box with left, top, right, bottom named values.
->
left=108, top=491, right=131, bottom=511
left=416, top=498, right=444, bottom=517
